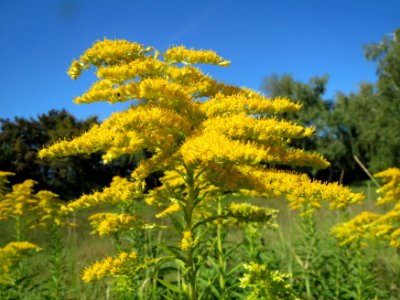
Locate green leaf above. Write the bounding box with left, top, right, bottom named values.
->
left=157, top=278, right=182, bottom=294
left=156, top=244, right=186, bottom=262
left=170, top=215, right=184, bottom=233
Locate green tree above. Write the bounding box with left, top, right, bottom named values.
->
left=262, top=74, right=329, bottom=129
left=363, top=29, right=400, bottom=170
left=365, top=29, right=400, bottom=101
left=0, top=109, right=123, bottom=200
left=261, top=74, right=345, bottom=180
left=332, top=83, right=399, bottom=174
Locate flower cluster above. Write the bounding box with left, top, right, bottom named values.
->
left=82, top=251, right=138, bottom=282
left=332, top=167, right=400, bottom=248
left=64, top=176, right=143, bottom=211
left=375, top=167, right=400, bottom=205
left=88, top=212, right=141, bottom=236
left=240, top=262, right=299, bottom=300
left=227, top=203, right=278, bottom=225
left=39, top=40, right=363, bottom=289
left=180, top=230, right=195, bottom=251
left=0, top=241, right=41, bottom=284
left=0, top=171, right=14, bottom=196
left=163, top=45, right=230, bottom=66
left=0, top=174, right=68, bottom=229
left=0, top=179, right=37, bottom=220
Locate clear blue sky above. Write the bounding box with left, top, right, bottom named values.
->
left=0, top=0, right=399, bottom=121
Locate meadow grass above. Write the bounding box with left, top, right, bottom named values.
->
left=1, top=181, right=399, bottom=299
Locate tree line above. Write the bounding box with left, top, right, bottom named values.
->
left=0, top=29, right=399, bottom=197
left=262, top=28, right=400, bottom=183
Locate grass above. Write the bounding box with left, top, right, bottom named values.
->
left=1, top=180, right=400, bottom=299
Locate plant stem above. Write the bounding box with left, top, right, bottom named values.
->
left=185, top=166, right=197, bottom=300
left=216, top=198, right=226, bottom=299
left=14, top=215, right=22, bottom=242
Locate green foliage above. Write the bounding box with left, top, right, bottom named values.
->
left=262, top=74, right=329, bottom=151
left=0, top=109, right=125, bottom=200
left=364, top=29, right=400, bottom=101
left=261, top=28, right=400, bottom=182
left=240, top=262, right=298, bottom=300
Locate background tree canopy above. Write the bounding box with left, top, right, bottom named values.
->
left=261, top=29, right=400, bottom=183
left=0, top=109, right=134, bottom=200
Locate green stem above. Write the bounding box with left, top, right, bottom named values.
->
left=14, top=215, right=22, bottom=242
left=216, top=198, right=226, bottom=299
left=184, top=166, right=197, bottom=300
left=300, top=213, right=316, bottom=300
left=50, top=224, right=65, bottom=300
left=355, top=247, right=363, bottom=300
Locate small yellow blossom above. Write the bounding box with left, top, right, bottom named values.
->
left=88, top=212, right=140, bottom=236
left=203, top=113, right=315, bottom=145
left=333, top=167, right=400, bottom=248
left=0, top=241, right=41, bottom=283
left=67, top=176, right=143, bottom=211
left=180, top=230, right=194, bottom=250
left=227, top=203, right=277, bottom=225
left=375, top=167, right=400, bottom=205
left=331, top=211, right=380, bottom=246
left=0, top=171, right=14, bottom=197
left=30, top=190, right=65, bottom=228
left=0, top=180, right=37, bottom=220
left=240, top=262, right=299, bottom=300
left=201, top=93, right=302, bottom=117
left=156, top=203, right=181, bottom=218
left=67, top=59, right=84, bottom=80
left=82, top=251, right=138, bottom=282
left=163, top=45, right=229, bottom=66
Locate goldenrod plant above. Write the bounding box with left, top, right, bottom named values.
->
left=240, top=262, right=299, bottom=300
left=39, top=39, right=363, bottom=299
left=0, top=171, right=72, bottom=299
left=34, top=190, right=71, bottom=300
left=333, top=167, right=400, bottom=248
left=331, top=167, right=400, bottom=299
left=0, top=241, right=41, bottom=285
left=0, top=171, right=14, bottom=197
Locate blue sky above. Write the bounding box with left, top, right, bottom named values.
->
left=0, top=0, right=399, bottom=121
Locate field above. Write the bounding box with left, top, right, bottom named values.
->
left=1, top=180, right=399, bottom=300
left=1, top=37, right=400, bottom=300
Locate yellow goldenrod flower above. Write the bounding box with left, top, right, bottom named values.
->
left=375, top=167, right=400, bottom=205
left=77, top=39, right=145, bottom=69
left=163, top=45, right=229, bottom=66
left=40, top=40, right=366, bottom=289
left=0, top=241, right=41, bottom=283
left=67, top=59, right=84, bottom=80
left=0, top=180, right=37, bottom=221
left=97, top=56, right=166, bottom=83
left=88, top=212, right=140, bottom=236
left=240, top=262, right=299, bottom=300
left=82, top=251, right=138, bottom=282
left=201, top=93, right=301, bottom=117
left=30, top=190, right=65, bottom=228
left=333, top=167, right=400, bottom=248
left=203, top=113, right=315, bottom=145
left=156, top=203, right=181, bottom=218
left=331, top=211, right=380, bottom=246
left=67, top=176, right=143, bottom=211
left=0, top=171, right=14, bottom=197
left=180, top=230, right=194, bottom=251
left=227, top=203, right=277, bottom=225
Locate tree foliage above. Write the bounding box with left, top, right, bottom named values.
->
left=261, top=28, right=400, bottom=182
left=0, top=109, right=126, bottom=200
